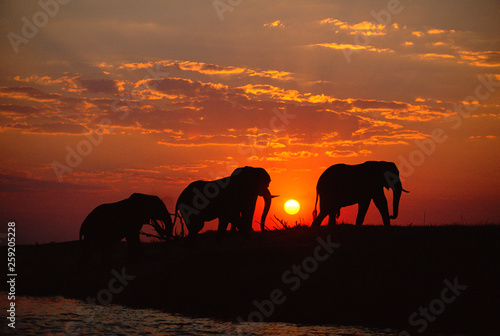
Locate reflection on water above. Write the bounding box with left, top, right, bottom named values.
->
left=1, top=295, right=399, bottom=335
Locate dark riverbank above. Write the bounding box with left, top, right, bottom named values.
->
left=5, top=225, right=500, bottom=335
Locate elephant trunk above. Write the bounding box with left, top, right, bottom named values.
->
left=260, top=188, right=272, bottom=231
left=390, top=181, right=403, bottom=220
left=152, top=211, right=173, bottom=239
left=161, top=213, right=174, bottom=239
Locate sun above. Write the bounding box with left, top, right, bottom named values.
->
left=284, top=199, right=300, bottom=215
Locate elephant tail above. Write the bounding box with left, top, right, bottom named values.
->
left=312, top=191, right=319, bottom=220
left=79, top=219, right=87, bottom=241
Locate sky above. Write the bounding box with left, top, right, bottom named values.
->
left=0, top=0, right=499, bottom=244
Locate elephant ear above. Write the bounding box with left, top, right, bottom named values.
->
left=380, top=162, right=399, bottom=189
left=229, top=167, right=252, bottom=192
left=129, top=193, right=147, bottom=204
left=231, top=166, right=251, bottom=178
left=230, top=166, right=269, bottom=196
left=129, top=193, right=152, bottom=223
left=230, top=166, right=252, bottom=181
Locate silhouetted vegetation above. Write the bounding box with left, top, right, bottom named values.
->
left=268, top=216, right=308, bottom=230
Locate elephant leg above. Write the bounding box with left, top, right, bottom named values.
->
left=240, top=200, right=256, bottom=236
left=356, top=199, right=371, bottom=226
left=218, top=217, right=230, bottom=232
left=126, top=233, right=141, bottom=261
left=372, top=190, right=390, bottom=226
left=187, top=219, right=204, bottom=236
left=327, top=210, right=338, bottom=226
left=217, top=218, right=230, bottom=241
left=78, top=241, right=90, bottom=270
left=229, top=214, right=242, bottom=232
left=100, top=243, right=112, bottom=267
left=311, top=211, right=327, bottom=227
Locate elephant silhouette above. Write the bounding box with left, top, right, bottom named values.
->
left=79, top=193, right=173, bottom=265
left=176, top=166, right=276, bottom=237
left=311, top=161, right=409, bottom=227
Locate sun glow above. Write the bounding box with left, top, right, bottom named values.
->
left=284, top=199, right=300, bottom=215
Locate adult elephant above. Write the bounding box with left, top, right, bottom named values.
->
left=79, top=193, right=173, bottom=264
left=176, top=166, right=275, bottom=237
left=311, top=161, right=409, bottom=227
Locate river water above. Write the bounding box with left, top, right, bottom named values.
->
left=1, top=295, right=401, bottom=335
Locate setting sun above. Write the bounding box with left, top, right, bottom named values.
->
left=284, top=199, right=300, bottom=215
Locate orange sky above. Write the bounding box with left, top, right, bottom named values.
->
left=1, top=1, right=499, bottom=244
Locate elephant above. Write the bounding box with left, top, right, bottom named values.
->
left=79, top=193, right=173, bottom=265
left=176, top=166, right=276, bottom=237
left=311, top=161, right=409, bottom=227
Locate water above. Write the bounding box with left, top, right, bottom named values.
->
left=1, top=295, right=399, bottom=335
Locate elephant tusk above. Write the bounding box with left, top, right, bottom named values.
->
left=402, top=188, right=410, bottom=193
left=271, top=195, right=279, bottom=198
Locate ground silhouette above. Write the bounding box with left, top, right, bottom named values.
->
left=5, top=224, right=499, bottom=335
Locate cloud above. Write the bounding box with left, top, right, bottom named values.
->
left=351, top=99, right=408, bottom=111
left=427, top=29, right=453, bottom=35
left=238, top=84, right=303, bottom=102
left=78, top=79, right=120, bottom=95
left=157, top=138, right=241, bottom=147
left=325, top=149, right=371, bottom=158
left=172, top=60, right=294, bottom=80
left=458, top=50, right=500, bottom=67
left=159, top=164, right=208, bottom=172
left=144, top=77, right=227, bottom=100
left=169, top=60, right=247, bottom=75
left=310, top=42, right=393, bottom=54
left=418, top=53, right=455, bottom=60
left=14, top=75, right=82, bottom=93
left=67, top=169, right=185, bottom=188
left=150, top=102, right=369, bottom=150
left=413, top=29, right=455, bottom=37
left=249, top=150, right=318, bottom=162
left=0, top=87, right=62, bottom=102
left=119, top=60, right=294, bottom=80
left=264, top=20, right=285, bottom=28
left=29, top=122, right=89, bottom=135
left=14, top=75, right=76, bottom=86
left=0, top=104, right=40, bottom=114
left=5, top=121, right=89, bottom=135
left=248, top=70, right=293, bottom=80
left=0, top=70, right=442, bottom=156
left=319, top=18, right=386, bottom=36
left=0, top=173, right=106, bottom=193
left=0, top=57, right=451, bottom=164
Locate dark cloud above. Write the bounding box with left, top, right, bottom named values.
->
left=0, top=87, right=85, bottom=107
left=149, top=78, right=226, bottom=99
left=0, top=174, right=107, bottom=193
left=6, top=122, right=88, bottom=134
left=78, top=79, right=120, bottom=95
left=352, top=99, right=407, bottom=110
left=29, top=122, right=89, bottom=134
left=0, top=104, right=40, bottom=114
left=0, top=86, right=62, bottom=102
